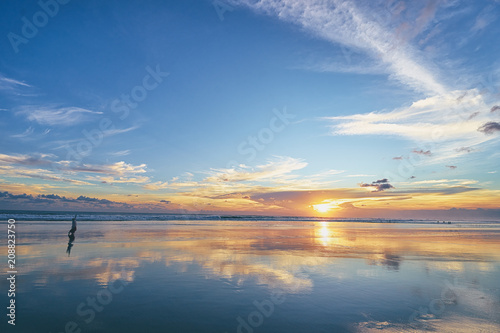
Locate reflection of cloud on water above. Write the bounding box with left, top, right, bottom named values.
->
left=366, top=253, right=402, bottom=270
left=163, top=243, right=319, bottom=292
left=92, top=258, right=140, bottom=285
left=356, top=315, right=500, bottom=332
left=449, top=281, right=500, bottom=320
left=202, top=260, right=314, bottom=292
left=16, top=222, right=500, bottom=301
left=356, top=278, right=500, bottom=333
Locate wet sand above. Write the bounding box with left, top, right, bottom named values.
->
left=9, top=220, right=500, bottom=332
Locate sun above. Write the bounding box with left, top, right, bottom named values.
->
left=313, top=203, right=331, bottom=213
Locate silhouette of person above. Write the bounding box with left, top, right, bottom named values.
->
left=68, top=215, right=77, bottom=236
left=66, top=215, right=77, bottom=256
left=66, top=233, right=75, bottom=256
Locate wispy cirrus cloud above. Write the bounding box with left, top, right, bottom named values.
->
left=16, top=105, right=103, bottom=126
left=86, top=175, right=150, bottom=185
left=68, top=161, right=150, bottom=185
left=102, top=126, right=139, bottom=136
left=110, top=150, right=131, bottom=157
left=0, top=165, right=92, bottom=185
left=326, top=89, right=500, bottom=163
left=143, top=181, right=170, bottom=190
left=0, top=74, right=31, bottom=91
left=0, top=153, right=54, bottom=166
left=412, top=149, right=432, bottom=156
left=471, top=4, right=497, bottom=33
left=0, top=152, right=149, bottom=186
left=229, top=0, right=446, bottom=94
left=327, top=90, right=491, bottom=141
left=143, top=156, right=342, bottom=194
left=404, top=178, right=478, bottom=186
left=204, top=156, right=307, bottom=183
left=67, top=161, right=147, bottom=176
left=10, top=126, right=34, bottom=138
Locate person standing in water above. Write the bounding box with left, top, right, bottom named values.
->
left=69, top=214, right=77, bottom=236
left=67, top=214, right=77, bottom=256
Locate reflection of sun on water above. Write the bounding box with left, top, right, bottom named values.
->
left=316, top=221, right=334, bottom=246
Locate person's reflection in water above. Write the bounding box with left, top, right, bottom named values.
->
left=66, top=233, right=75, bottom=256
left=66, top=215, right=77, bottom=256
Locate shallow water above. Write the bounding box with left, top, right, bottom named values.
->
left=3, top=220, right=500, bottom=332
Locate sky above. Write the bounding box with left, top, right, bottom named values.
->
left=0, top=0, right=499, bottom=219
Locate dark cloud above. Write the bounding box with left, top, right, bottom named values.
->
left=412, top=149, right=432, bottom=156
left=491, top=105, right=500, bottom=113
left=410, top=176, right=416, bottom=179
left=160, top=200, right=171, bottom=204
left=0, top=191, right=122, bottom=207
left=478, top=122, right=500, bottom=135
left=446, top=165, right=457, bottom=169
left=468, top=111, right=480, bottom=120
left=76, top=195, right=113, bottom=204
left=0, top=153, right=52, bottom=166
left=360, top=179, right=395, bottom=192
left=0, top=192, right=32, bottom=199
left=41, top=194, right=63, bottom=200
left=456, top=147, right=474, bottom=153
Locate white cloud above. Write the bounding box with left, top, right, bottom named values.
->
left=0, top=165, right=92, bottom=186
left=0, top=153, right=150, bottom=187
left=471, top=5, right=497, bottom=32
left=69, top=161, right=147, bottom=176
left=143, top=181, right=170, bottom=190
left=10, top=127, right=34, bottom=138
left=204, top=156, right=307, bottom=183
left=406, top=179, right=479, bottom=186
left=327, top=89, right=500, bottom=163
left=110, top=150, right=131, bottom=157
left=87, top=175, right=150, bottom=184
left=0, top=153, right=54, bottom=166
left=328, top=89, right=494, bottom=141
left=17, top=105, right=103, bottom=126
left=230, top=0, right=446, bottom=94
left=0, top=74, right=31, bottom=91
left=102, top=126, right=138, bottom=136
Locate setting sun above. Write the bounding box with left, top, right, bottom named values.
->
left=313, top=203, right=331, bottom=213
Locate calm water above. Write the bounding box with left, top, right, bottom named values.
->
left=2, top=219, right=500, bottom=333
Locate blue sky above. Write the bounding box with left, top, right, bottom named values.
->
left=1, top=0, right=499, bottom=218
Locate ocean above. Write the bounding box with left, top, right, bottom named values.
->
left=2, top=211, right=500, bottom=332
